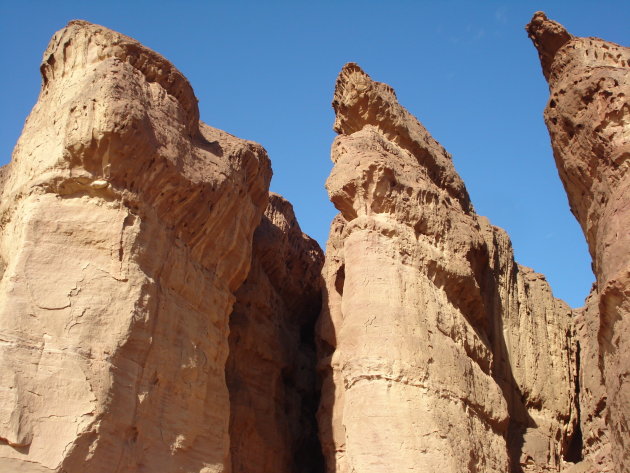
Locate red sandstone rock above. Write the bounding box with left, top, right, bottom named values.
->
left=528, top=11, right=630, bottom=473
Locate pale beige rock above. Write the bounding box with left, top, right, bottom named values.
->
left=0, top=20, right=271, bottom=472
left=528, top=11, right=630, bottom=473
left=227, top=193, right=324, bottom=473
left=317, top=63, right=578, bottom=473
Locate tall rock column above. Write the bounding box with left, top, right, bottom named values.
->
left=527, top=12, right=630, bottom=472
left=317, top=64, right=577, bottom=473
left=0, top=21, right=271, bottom=472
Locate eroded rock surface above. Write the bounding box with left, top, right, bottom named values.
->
left=317, top=63, right=579, bottom=473
left=528, top=11, right=630, bottom=472
left=227, top=193, right=324, bottom=473
left=0, top=20, right=272, bottom=472
left=1, top=12, right=626, bottom=473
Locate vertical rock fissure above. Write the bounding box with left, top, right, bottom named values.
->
left=0, top=256, right=5, bottom=283
left=334, top=265, right=345, bottom=296
left=564, top=340, right=583, bottom=463
left=292, top=317, right=326, bottom=473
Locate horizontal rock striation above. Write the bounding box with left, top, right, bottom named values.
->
left=317, top=63, right=579, bottom=473
left=227, top=193, right=325, bottom=473
left=528, top=11, right=630, bottom=473
left=0, top=20, right=272, bottom=472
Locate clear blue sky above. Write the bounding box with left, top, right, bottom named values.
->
left=1, top=1, right=628, bottom=307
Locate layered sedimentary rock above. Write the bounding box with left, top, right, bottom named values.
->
left=0, top=21, right=273, bottom=472
left=317, top=63, right=579, bottom=472
left=227, top=193, right=324, bottom=473
left=528, top=12, right=630, bottom=472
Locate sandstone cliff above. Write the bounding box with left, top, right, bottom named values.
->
left=0, top=20, right=277, bottom=472
left=227, top=193, right=324, bottom=473
left=528, top=12, right=629, bottom=473
left=317, top=63, right=579, bottom=472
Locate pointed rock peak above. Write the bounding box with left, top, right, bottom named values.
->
left=332, top=62, right=397, bottom=135
left=526, top=11, right=573, bottom=81
left=41, top=19, right=200, bottom=135
left=330, top=62, right=473, bottom=213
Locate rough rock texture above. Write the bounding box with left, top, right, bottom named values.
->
left=2, top=13, right=626, bottom=473
left=0, top=21, right=273, bottom=472
left=227, top=193, right=325, bottom=473
left=317, top=63, right=579, bottom=473
left=528, top=12, right=630, bottom=473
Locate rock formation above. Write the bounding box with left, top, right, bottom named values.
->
left=317, top=62, right=580, bottom=473
left=0, top=20, right=322, bottom=473
left=528, top=12, right=629, bottom=473
left=0, top=11, right=627, bottom=473
left=227, top=193, right=324, bottom=473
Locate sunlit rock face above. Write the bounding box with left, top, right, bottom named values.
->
left=528, top=11, right=630, bottom=473
left=0, top=11, right=626, bottom=473
left=317, top=62, right=578, bottom=473
left=0, top=20, right=273, bottom=472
